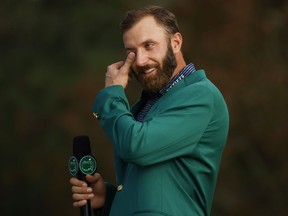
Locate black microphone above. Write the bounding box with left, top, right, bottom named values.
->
left=68, top=135, right=97, bottom=216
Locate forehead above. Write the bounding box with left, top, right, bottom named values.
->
left=123, top=16, right=167, bottom=48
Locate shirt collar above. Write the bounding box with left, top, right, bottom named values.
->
left=159, top=63, right=196, bottom=95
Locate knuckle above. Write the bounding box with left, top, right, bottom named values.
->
left=71, top=185, right=79, bottom=193
left=70, top=177, right=75, bottom=184
left=72, top=194, right=77, bottom=200
left=73, top=203, right=79, bottom=208
left=107, top=64, right=114, bottom=71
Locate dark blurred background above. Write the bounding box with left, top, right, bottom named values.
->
left=1, top=0, right=287, bottom=215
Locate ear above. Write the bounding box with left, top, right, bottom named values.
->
left=171, top=32, right=183, bottom=54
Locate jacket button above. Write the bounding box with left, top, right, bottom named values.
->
left=117, top=185, right=123, bottom=191
left=93, top=112, right=101, bottom=119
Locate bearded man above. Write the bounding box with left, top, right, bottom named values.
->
left=70, top=6, right=229, bottom=216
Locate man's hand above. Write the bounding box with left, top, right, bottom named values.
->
left=70, top=173, right=106, bottom=209
left=105, top=52, right=135, bottom=88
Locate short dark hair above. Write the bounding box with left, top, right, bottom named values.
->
left=120, top=6, right=180, bottom=37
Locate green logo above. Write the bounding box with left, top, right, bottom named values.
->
left=79, top=155, right=97, bottom=175
left=68, top=156, right=78, bottom=176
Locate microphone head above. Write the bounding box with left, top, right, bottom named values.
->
left=73, top=135, right=91, bottom=160
left=69, top=135, right=97, bottom=176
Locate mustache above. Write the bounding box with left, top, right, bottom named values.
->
left=135, top=64, right=158, bottom=73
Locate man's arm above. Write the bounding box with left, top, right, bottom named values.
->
left=93, top=84, right=215, bottom=167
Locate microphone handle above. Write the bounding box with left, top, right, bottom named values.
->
left=79, top=174, right=92, bottom=216
left=80, top=201, right=91, bottom=216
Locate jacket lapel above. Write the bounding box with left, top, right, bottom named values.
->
left=130, top=70, right=207, bottom=118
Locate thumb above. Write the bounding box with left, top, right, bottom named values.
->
left=86, top=173, right=101, bottom=183
left=120, top=52, right=135, bottom=73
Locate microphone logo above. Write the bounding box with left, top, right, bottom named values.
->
left=68, top=155, right=97, bottom=176
left=68, top=156, right=79, bottom=176
left=79, top=155, right=97, bottom=175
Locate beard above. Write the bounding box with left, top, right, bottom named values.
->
left=132, top=43, right=177, bottom=93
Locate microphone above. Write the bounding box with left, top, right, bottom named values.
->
left=68, top=135, right=97, bottom=216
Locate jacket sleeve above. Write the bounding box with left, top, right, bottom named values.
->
left=92, top=84, right=215, bottom=167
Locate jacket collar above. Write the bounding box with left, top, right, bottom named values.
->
left=131, top=70, right=207, bottom=115
left=163, top=69, right=207, bottom=96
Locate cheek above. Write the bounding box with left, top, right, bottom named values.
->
left=152, top=49, right=164, bottom=60
left=154, top=47, right=169, bottom=64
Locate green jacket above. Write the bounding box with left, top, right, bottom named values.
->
left=92, top=70, right=229, bottom=216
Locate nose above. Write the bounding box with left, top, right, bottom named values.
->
left=135, top=50, right=149, bottom=67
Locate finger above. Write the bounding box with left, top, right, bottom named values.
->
left=72, top=192, right=94, bottom=202
left=73, top=200, right=87, bottom=208
left=107, top=61, right=125, bottom=73
left=120, top=52, right=135, bottom=74
left=70, top=177, right=87, bottom=187
left=85, top=173, right=101, bottom=183
left=71, top=185, right=93, bottom=194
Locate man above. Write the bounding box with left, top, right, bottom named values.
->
left=70, top=6, right=229, bottom=216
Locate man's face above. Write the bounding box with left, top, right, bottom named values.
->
left=123, top=16, right=177, bottom=93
